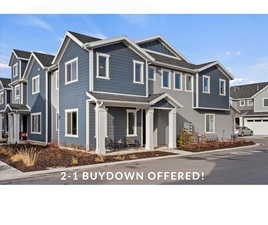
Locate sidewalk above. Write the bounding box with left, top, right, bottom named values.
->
left=0, top=161, right=23, bottom=181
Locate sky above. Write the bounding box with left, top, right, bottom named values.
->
left=1, top=14, right=268, bottom=85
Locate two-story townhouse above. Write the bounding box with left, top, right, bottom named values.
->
left=231, top=82, right=268, bottom=135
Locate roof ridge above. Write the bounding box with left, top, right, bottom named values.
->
left=231, top=81, right=268, bottom=88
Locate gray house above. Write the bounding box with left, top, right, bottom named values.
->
left=231, top=82, right=268, bottom=135
left=2, top=31, right=234, bottom=154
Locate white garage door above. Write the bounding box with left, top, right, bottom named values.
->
left=244, top=118, right=268, bottom=135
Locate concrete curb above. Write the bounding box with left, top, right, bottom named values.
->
left=0, top=143, right=260, bottom=182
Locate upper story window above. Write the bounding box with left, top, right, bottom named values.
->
left=219, top=79, right=226, bottom=96
left=240, top=99, right=246, bottom=106
left=205, top=114, right=215, bottom=133
left=65, top=58, right=78, bottom=85
left=96, top=53, right=110, bottom=79
left=12, top=63, right=18, bottom=78
left=14, top=84, right=20, bottom=103
left=246, top=99, right=253, bottom=106
left=148, top=66, right=156, bottom=81
left=32, top=75, right=40, bottom=95
left=263, top=98, right=268, bottom=107
left=127, top=110, right=137, bottom=137
left=65, top=108, right=78, bottom=137
left=133, top=60, right=144, bottom=84
left=161, top=69, right=171, bottom=89
left=185, top=74, right=193, bottom=92
left=31, top=112, right=41, bottom=134
left=202, top=75, right=210, bottom=94
left=0, top=92, right=4, bottom=104
left=174, top=72, right=182, bottom=90
left=55, top=71, right=59, bottom=90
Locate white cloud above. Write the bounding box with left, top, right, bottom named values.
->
left=236, top=51, right=241, bottom=56
left=87, top=32, right=107, bottom=39
left=0, top=63, right=9, bottom=69
left=230, top=77, right=257, bottom=85
left=225, top=50, right=241, bottom=57
left=17, top=15, right=53, bottom=31
left=225, top=51, right=231, bottom=56
left=119, top=14, right=149, bottom=26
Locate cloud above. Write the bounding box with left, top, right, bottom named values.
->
left=16, top=15, right=53, bottom=31
left=225, top=50, right=241, bottom=57
left=119, top=14, right=149, bottom=26
left=230, top=77, right=257, bottom=85
left=88, top=33, right=107, bottom=39
left=0, top=63, right=9, bottom=69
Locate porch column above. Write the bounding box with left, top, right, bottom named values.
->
left=13, top=113, right=20, bottom=143
left=0, top=114, right=3, bottom=141
left=95, top=104, right=107, bottom=155
left=145, top=108, right=154, bottom=150
left=168, top=109, right=177, bottom=149
left=8, top=113, right=13, bottom=144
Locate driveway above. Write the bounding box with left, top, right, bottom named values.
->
left=0, top=138, right=267, bottom=185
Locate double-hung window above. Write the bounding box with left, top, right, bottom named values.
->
left=161, top=70, right=171, bottom=89
left=0, top=92, right=4, bottom=104
left=205, top=114, right=215, bottom=133
left=96, top=53, right=110, bottom=79
left=13, top=63, right=18, bottom=78
left=219, top=79, right=226, bottom=96
left=32, top=75, right=40, bottom=94
left=174, top=72, right=182, bottom=90
left=65, top=109, right=78, bottom=137
left=14, top=84, right=20, bottom=104
left=31, top=112, right=41, bottom=134
left=65, top=58, right=78, bottom=84
left=203, top=75, right=210, bottom=94
left=148, top=66, right=156, bottom=81
left=240, top=99, right=245, bottom=106
left=185, top=74, right=193, bottom=91
left=133, top=60, right=144, bottom=84
left=127, top=110, right=137, bottom=136
left=263, top=98, right=268, bottom=107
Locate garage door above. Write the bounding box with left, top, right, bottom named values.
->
left=244, top=118, right=268, bottom=135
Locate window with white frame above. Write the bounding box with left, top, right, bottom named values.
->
left=32, top=75, right=40, bottom=94
left=185, top=74, right=193, bottom=91
left=65, top=58, right=78, bottom=84
left=55, top=71, right=59, bottom=90
left=246, top=99, right=253, bottom=106
left=263, top=98, right=268, bottom=107
left=203, top=75, right=210, bottom=94
left=14, top=85, right=20, bottom=103
left=219, top=79, right=226, bottom=96
left=127, top=110, right=137, bottom=136
left=12, top=63, right=18, bottom=78
left=148, top=66, right=156, bottom=80
left=96, top=53, right=110, bottom=79
left=205, top=114, right=215, bottom=133
left=31, top=113, right=41, bottom=134
left=0, top=92, right=4, bottom=104
left=240, top=99, right=246, bottom=106
left=174, top=72, right=182, bottom=90
left=65, top=109, right=78, bottom=137
left=56, top=112, right=59, bottom=131
left=133, top=60, right=144, bottom=84
left=161, top=70, right=170, bottom=89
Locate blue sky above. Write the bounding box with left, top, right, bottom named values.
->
left=1, top=14, right=268, bottom=85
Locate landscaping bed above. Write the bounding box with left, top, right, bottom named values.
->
left=0, top=144, right=176, bottom=172
left=179, top=140, right=255, bottom=152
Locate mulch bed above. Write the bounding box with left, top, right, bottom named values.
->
left=0, top=145, right=176, bottom=172
left=179, top=140, right=255, bottom=152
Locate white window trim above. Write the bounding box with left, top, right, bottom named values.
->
left=263, top=98, right=268, bottom=107
left=96, top=52, right=110, bottom=80
left=65, top=108, right=79, bottom=138
left=240, top=99, right=246, bottom=106
left=185, top=74, right=193, bottom=92
left=161, top=69, right=171, bottom=89
left=126, top=109, right=137, bottom=137
left=205, top=113, right=216, bottom=134
left=148, top=66, right=156, bottom=81
left=56, top=111, right=59, bottom=131
left=32, top=75, right=40, bottom=95
left=13, top=63, right=18, bottom=78
left=219, top=78, right=226, bottom=96
left=0, top=92, right=4, bottom=104
left=55, top=71, right=59, bottom=90
left=202, top=75, right=210, bottom=94
left=65, top=57, right=78, bottom=85
left=14, top=84, right=20, bottom=103
left=173, top=72, right=183, bottom=91
left=133, top=60, right=144, bottom=84
left=31, top=112, right=42, bottom=135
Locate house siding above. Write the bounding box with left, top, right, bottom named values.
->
left=10, top=55, right=21, bottom=83
left=254, top=87, right=268, bottom=112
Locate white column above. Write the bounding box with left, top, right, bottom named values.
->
left=95, top=104, right=107, bottom=155
left=13, top=113, right=20, bottom=143
left=145, top=108, right=154, bottom=150
left=8, top=113, right=13, bottom=144
left=0, top=114, right=3, bottom=141
left=239, top=117, right=243, bottom=127
left=168, top=109, right=177, bottom=149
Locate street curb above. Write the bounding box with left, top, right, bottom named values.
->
left=0, top=143, right=260, bottom=182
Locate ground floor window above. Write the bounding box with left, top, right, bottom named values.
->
left=65, top=108, right=78, bottom=137
left=127, top=109, right=137, bottom=136
left=31, top=112, right=41, bottom=134
left=205, top=113, right=215, bottom=133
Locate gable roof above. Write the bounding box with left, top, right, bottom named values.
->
left=13, top=49, right=31, bottom=59
left=32, top=52, right=54, bottom=67
left=68, top=31, right=101, bottom=44
left=230, top=82, right=268, bottom=99
left=0, top=78, right=11, bottom=89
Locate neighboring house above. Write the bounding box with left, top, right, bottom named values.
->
left=231, top=82, right=268, bottom=135
left=1, top=31, right=234, bottom=154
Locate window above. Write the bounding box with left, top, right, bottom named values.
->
left=32, top=75, right=40, bottom=94
left=127, top=110, right=137, bottom=136
left=246, top=99, right=253, bottom=106
left=219, top=79, right=226, bottom=96
left=133, top=60, right=144, bottom=84
left=65, top=109, right=78, bottom=137
left=174, top=72, right=182, bottom=90
left=14, top=85, right=20, bottom=103
left=96, top=53, right=110, bottom=79
left=161, top=70, right=170, bottom=89
left=205, top=114, right=215, bottom=133
left=56, top=112, right=59, bottom=131
left=65, top=58, right=78, bottom=84
left=240, top=99, right=245, bottom=106
left=55, top=71, right=59, bottom=90
left=185, top=74, right=193, bottom=91
left=0, top=92, right=4, bottom=104
left=148, top=66, right=156, bottom=80
left=263, top=98, right=268, bottom=107
left=203, top=75, right=210, bottom=94
left=31, top=113, right=41, bottom=134
left=12, top=63, right=18, bottom=78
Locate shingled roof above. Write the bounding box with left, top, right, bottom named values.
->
left=230, top=82, right=268, bottom=99
left=13, top=49, right=31, bottom=59
left=33, top=52, right=55, bottom=67
left=0, top=78, right=11, bottom=88
left=68, top=31, right=101, bottom=44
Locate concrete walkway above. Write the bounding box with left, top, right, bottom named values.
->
left=0, top=161, right=23, bottom=181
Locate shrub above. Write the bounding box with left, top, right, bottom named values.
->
left=10, top=146, right=39, bottom=167
left=113, top=155, right=125, bottom=161
left=128, top=154, right=138, bottom=160
left=177, top=130, right=196, bottom=147
left=94, top=155, right=104, bottom=163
